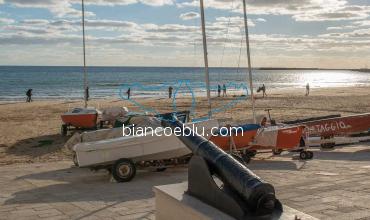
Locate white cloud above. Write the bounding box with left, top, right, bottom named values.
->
left=3, top=0, right=87, bottom=17
left=179, top=12, right=199, bottom=20
left=177, top=0, right=370, bottom=22
left=256, top=18, right=266, bottom=22
left=0, top=17, right=14, bottom=24
left=1, top=0, right=174, bottom=17
left=353, top=20, right=370, bottom=27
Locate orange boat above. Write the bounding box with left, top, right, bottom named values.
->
left=303, top=113, right=370, bottom=137
left=284, top=113, right=370, bottom=148
left=209, top=123, right=310, bottom=161
left=61, top=108, right=98, bottom=135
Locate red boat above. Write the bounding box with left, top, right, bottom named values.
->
left=209, top=123, right=310, bottom=161
left=304, top=113, right=370, bottom=137
left=61, top=108, right=99, bottom=135
left=284, top=113, right=370, bottom=148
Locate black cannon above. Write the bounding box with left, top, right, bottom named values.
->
left=162, top=119, right=283, bottom=220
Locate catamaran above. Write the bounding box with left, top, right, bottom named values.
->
left=60, top=0, right=99, bottom=136
left=197, top=0, right=312, bottom=161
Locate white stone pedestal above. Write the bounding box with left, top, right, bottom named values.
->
left=154, top=182, right=319, bottom=220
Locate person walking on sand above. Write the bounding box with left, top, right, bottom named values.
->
left=26, top=89, right=32, bottom=102
left=222, top=84, right=227, bottom=97
left=168, top=86, right=173, bottom=99
left=127, top=88, right=131, bottom=99
left=217, top=85, right=221, bottom=97
left=85, top=86, right=89, bottom=102
left=306, top=83, right=310, bottom=96
left=262, top=84, right=267, bottom=98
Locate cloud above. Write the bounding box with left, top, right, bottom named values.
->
left=179, top=12, right=199, bottom=20
left=0, top=17, right=14, bottom=24
left=353, top=20, right=370, bottom=27
left=1, top=0, right=174, bottom=18
left=177, top=0, right=370, bottom=22
left=256, top=18, right=266, bottom=22
left=3, top=0, right=87, bottom=17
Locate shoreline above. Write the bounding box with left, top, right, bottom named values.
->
left=1, top=85, right=369, bottom=105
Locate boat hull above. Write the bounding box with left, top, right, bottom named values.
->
left=209, top=125, right=305, bottom=152
left=73, top=119, right=220, bottom=167
left=303, top=113, right=370, bottom=137
left=61, top=113, right=98, bottom=128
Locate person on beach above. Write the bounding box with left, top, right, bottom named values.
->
left=217, top=85, right=221, bottom=97
left=26, top=89, right=32, bottom=102
left=262, top=84, right=267, bottom=98
left=222, top=84, right=227, bottom=97
left=306, top=83, right=310, bottom=96
left=85, top=86, right=89, bottom=102
left=127, top=88, right=131, bottom=99
left=168, top=86, right=173, bottom=99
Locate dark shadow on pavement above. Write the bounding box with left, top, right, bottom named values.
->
left=5, top=166, right=187, bottom=206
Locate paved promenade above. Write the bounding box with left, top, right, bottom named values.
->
left=0, top=143, right=369, bottom=220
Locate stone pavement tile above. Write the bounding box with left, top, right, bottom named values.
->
left=9, top=208, right=38, bottom=217
left=289, top=195, right=321, bottom=202
left=117, top=212, right=153, bottom=220
left=143, top=212, right=155, bottom=220
left=6, top=214, right=41, bottom=220
left=0, top=205, right=16, bottom=212
left=275, top=192, right=302, bottom=200
left=299, top=204, right=337, bottom=213
left=1, top=144, right=370, bottom=220
left=118, top=206, right=154, bottom=216
left=36, top=208, right=63, bottom=218
left=330, top=210, right=370, bottom=220
left=38, top=216, right=70, bottom=220
left=51, top=202, right=85, bottom=215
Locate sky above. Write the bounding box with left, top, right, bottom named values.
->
left=0, top=0, right=370, bottom=68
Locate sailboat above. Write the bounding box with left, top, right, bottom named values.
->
left=61, top=0, right=99, bottom=136
left=198, top=0, right=312, bottom=160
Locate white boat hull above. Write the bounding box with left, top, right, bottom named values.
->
left=73, top=119, right=219, bottom=167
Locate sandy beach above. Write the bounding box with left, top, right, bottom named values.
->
left=0, top=86, right=369, bottom=165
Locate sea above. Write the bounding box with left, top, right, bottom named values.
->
left=0, top=66, right=369, bottom=102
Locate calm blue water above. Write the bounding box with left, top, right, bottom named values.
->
left=0, top=66, right=369, bottom=101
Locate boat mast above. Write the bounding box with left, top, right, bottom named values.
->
left=82, top=0, right=88, bottom=108
left=199, top=0, right=212, bottom=118
left=242, top=0, right=256, bottom=123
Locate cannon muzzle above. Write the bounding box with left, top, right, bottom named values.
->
left=162, top=118, right=281, bottom=217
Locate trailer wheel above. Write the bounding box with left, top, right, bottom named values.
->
left=272, top=149, right=283, bottom=155
left=112, top=159, right=136, bottom=182
left=245, top=150, right=257, bottom=158
left=307, top=151, right=314, bottom=159
left=300, top=151, right=309, bottom=160
left=241, top=154, right=251, bottom=164
left=61, top=124, right=68, bottom=136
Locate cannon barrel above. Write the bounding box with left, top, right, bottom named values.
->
left=162, top=119, right=278, bottom=214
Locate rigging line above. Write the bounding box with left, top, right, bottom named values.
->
left=192, top=18, right=198, bottom=68
left=219, top=0, right=236, bottom=75
left=236, top=28, right=244, bottom=74
left=82, top=0, right=88, bottom=108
